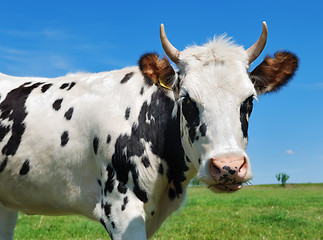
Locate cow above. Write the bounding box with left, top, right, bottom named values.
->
left=0, top=22, right=298, bottom=240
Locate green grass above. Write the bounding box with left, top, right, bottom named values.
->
left=14, top=184, right=323, bottom=240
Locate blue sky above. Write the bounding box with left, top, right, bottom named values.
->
left=0, top=1, right=322, bottom=184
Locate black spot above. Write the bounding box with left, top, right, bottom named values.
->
left=100, top=218, right=108, bottom=230
left=168, top=188, right=176, bottom=200
left=125, top=107, right=131, bottom=120
left=198, top=159, right=201, bottom=165
left=67, top=82, right=76, bottom=90
left=151, top=211, right=155, bottom=216
left=97, top=179, right=102, bottom=186
left=117, top=182, right=127, bottom=194
left=111, top=221, right=115, bottom=229
left=131, top=164, right=148, bottom=203
left=240, top=96, right=253, bottom=138
left=53, top=99, right=63, bottom=111
left=121, top=197, right=128, bottom=211
left=41, top=83, right=53, bottom=93
left=140, top=87, right=144, bottom=95
left=60, top=131, right=69, bottom=146
left=104, top=164, right=115, bottom=195
left=64, top=107, right=74, bottom=120
left=19, top=159, right=30, bottom=175
left=111, top=139, right=146, bottom=201
left=199, top=123, right=207, bottom=137
left=185, top=156, right=191, bottom=162
left=0, top=82, right=43, bottom=156
left=229, top=169, right=236, bottom=175
left=195, top=136, right=199, bottom=141
left=181, top=95, right=200, bottom=142
left=0, top=157, right=8, bottom=172
left=93, top=137, right=99, bottom=154
left=107, top=134, right=111, bottom=144
left=0, top=110, right=10, bottom=119
left=0, top=123, right=10, bottom=142
left=104, top=202, right=111, bottom=217
left=60, top=83, right=69, bottom=89
left=141, top=156, right=150, bottom=168
left=223, top=166, right=236, bottom=175
left=158, top=164, right=164, bottom=174
left=219, top=174, right=232, bottom=184
left=120, top=72, right=134, bottom=84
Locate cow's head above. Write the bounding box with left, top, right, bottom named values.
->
left=143, top=22, right=298, bottom=192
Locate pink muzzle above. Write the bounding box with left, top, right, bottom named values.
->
left=209, top=155, right=248, bottom=191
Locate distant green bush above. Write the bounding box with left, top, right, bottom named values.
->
left=276, top=172, right=290, bottom=187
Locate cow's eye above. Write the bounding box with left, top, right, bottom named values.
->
left=240, top=95, right=254, bottom=138
left=240, top=96, right=253, bottom=117
left=177, top=90, right=188, bottom=103
left=177, top=95, right=185, bottom=103
left=181, top=94, right=200, bottom=127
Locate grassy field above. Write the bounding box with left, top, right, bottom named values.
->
left=13, top=184, right=323, bottom=240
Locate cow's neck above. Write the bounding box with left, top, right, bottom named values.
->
left=144, top=88, right=197, bottom=237
left=146, top=88, right=196, bottom=198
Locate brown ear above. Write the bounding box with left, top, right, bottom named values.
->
left=138, top=53, right=176, bottom=90
left=250, top=51, right=298, bottom=94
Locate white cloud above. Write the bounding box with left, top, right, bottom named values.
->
left=0, top=49, right=73, bottom=77
left=0, top=46, right=26, bottom=55
left=0, top=28, right=68, bottom=40
left=285, top=149, right=295, bottom=155
left=43, top=29, right=68, bottom=40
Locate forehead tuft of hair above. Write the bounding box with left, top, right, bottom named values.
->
left=178, top=35, right=248, bottom=67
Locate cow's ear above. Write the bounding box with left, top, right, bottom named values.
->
left=250, top=51, right=298, bottom=94
left=139, top=53, right=176, bottom=91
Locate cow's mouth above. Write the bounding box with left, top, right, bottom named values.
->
left=213, top=183, right=242, bottom=192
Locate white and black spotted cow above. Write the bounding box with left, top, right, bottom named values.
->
left=0, top=22, right=298, bottom=239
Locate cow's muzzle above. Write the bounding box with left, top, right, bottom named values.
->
left=209, top=155, right=248, bottom=192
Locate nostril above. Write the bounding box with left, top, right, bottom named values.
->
left=241, top=157, right=247, bottom=169
left=209, top=158, right=221, bottom=177
left=238, top=157, right=248, bottom=176
left=213, top=165, right=221, bottom=174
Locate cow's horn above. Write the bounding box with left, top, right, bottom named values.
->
left=246, top=21, right=268, bottom=64
left=160, top=24, right=180, bottom=64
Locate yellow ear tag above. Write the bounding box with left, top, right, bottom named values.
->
left=158, top=78, right=173, bottom=91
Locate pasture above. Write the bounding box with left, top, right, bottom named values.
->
left=14, top=184, right=323, bottom=239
